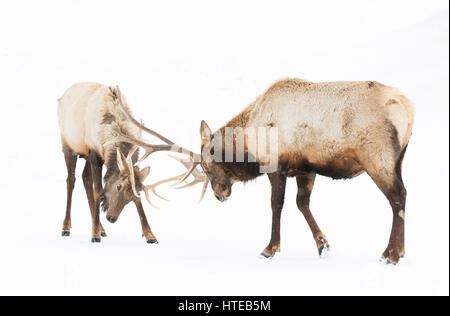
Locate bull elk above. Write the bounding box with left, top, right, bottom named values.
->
left=183, top=78, right=414, bottom=265
left=57, top=83, right=197, bottom=243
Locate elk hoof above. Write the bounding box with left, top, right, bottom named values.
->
left=91, top=237, right=101, bottom=243
left=380, top=250, right=402, bottom=265
left=101, top=232, right=107, bottom=237
left=147, top=239, right=159, bottom=244
left=259, top=252, right=273, bottom=259
left=259, top=245, right=279, bottom=259
left=61, top=231, right=70, bottom=237
left=379, top=257, right=398, bottom=265
left=318, top=243, right=330, bottom=258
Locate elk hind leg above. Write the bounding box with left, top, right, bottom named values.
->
left=362, top=146, right=407, bottom=265
left=296, top=173, right=330, bottom=258
left=62, top=143, right=78, bottom=237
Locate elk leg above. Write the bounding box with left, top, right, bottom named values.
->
left=296, top=173, right=330, bottom=258
left=89, top=150, right=104, bottom=243
left=362, top=146, right=408, bottom=265
left=134, top=199, right=158, bottom=244
left=82, top=161, right=107, bottom=238
left=261, top=170, right=287, bottom=258
left=382, top=177, right=406, bottom=265
left=369, top=173, right=406, bottom=265
left=62, top=143, right=78, bottom=236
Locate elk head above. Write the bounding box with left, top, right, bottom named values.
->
left=198, top=121, right=233, bottom=202
left=102, top=146, right=151, bottom=223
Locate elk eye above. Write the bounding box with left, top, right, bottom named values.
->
left=117, top=184, right=122, bottom=191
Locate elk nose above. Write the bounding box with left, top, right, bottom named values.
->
left=107, top=216, right=117, bottom=223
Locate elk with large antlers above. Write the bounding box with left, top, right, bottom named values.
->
left=57, top=83, right=195, bottom=243
left=182, top=78, right=415, bottom=265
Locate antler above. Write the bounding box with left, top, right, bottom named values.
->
left=139, top=155, right=208, bottom=204
left=169, top=155, right=209, bottom=203
left=116, top=145, right=141, bottom=198
left=126, top=145, right=140, bottom=198
left=142, top=174, right=184, bottom=207
left=112, top=86, right=174, bottom=146
left=112, top=86, right=201, bottom=162
left=110, top=86, right=208, bottom=203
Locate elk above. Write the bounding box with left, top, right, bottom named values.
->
left=183, top=78, right=415, bottom=265
left=57, top=83, right=197, bottom=243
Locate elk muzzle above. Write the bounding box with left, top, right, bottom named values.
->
left=213, top=183, right=231, bottom=202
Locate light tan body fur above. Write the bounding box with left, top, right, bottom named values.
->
left=240, top=79, right=414, bottom=181
left=58, top=82, right=141, bottom=163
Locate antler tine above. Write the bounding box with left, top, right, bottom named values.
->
left=142, top=173, right=187, bottom=207
left=167, top=155, right=209, bottom=203
left=126, top=145, right=140, bottom=198
left=145, top=175, right=181, bottom=201
left=174, top=179, right=203, bottom=189
left=142, top=187, right=159, bottom=209
left=174, top=163, right=201, bottom=186
left=137, top=151, right=152, bottom=165
left=198, top=177, right=209, bottom=203
left=168, top=155, right=204, bottom=178
left=167, top=155, right=204, bottom=186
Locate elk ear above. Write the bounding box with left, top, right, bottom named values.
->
left=200, top=120, right=212, bottom=146
left=116, top=148, right=129, bottom=175
left=139, top=166, right=151, bottom=182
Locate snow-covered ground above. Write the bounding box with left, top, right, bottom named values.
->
left=0, top=1, right=448, bottom=296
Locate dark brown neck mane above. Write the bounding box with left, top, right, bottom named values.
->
left=216, top=100, right=262, bottom=183
left=104, top=141, right=140, bottom=181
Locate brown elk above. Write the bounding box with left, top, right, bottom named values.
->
left=183, top=78, right=414, bottom=265
left=57, top=83, right=197, bottom=243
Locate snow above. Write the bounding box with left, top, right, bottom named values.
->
left=0, top=2, right=448, bottom=296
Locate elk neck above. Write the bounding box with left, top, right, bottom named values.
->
left=215, top=100, right=263, bottom=183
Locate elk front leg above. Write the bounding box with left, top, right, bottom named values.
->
left=134, top=199, right=158, bottom=244
left=62, top=144, right=78, bottom=237
left=89, top=150, right=104, bottom=243
left=296, top=173, right=330, bottom=258
left=82, top=161, right=107, bottom=238
left=261, top=170, right=287, bottom=258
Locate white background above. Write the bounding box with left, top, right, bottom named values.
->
left=0, top=0, right=448, bottom=296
